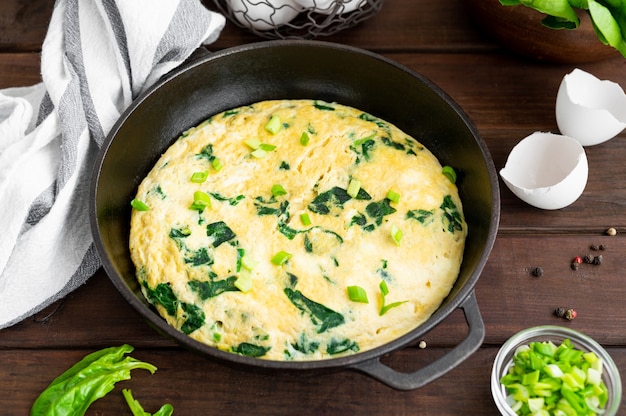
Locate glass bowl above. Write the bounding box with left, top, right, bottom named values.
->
left=491, top=326, right=622, bottom=415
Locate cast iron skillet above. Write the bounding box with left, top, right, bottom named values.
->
left=90, top=40, right=500, bottom=390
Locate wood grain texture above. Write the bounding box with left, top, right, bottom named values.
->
left=1, top=0, right=625, bottom=414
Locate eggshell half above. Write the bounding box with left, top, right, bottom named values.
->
left=228, top=0, right=303, bottom=30
left=556, top=68, right=626, bottom=146
left=294, top=0, right=366, bottom=15
left=500, top=132, right=588, bottom=210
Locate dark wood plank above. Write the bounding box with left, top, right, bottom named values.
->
left=0, top=0, right=493, bottom=53
left=2, top=0, right=626, bottom=414
left=0, top=0, right=53, bottom=52
left=0, top=346, right=508, bottom=415
left=479, top=235, right=626, bottom=345
left=206, top=0, right=495, bottom=53
left=4, top=346, right=625, bottom=415
left=0, top=53, right=41, bottom=88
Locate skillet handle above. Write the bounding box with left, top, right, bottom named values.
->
left=350, top=291, right=485, bottom=390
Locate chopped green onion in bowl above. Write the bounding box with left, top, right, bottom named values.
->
left=491, top=326, right=622, bottom=416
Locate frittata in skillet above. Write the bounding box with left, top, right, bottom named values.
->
left=129, top=99, right=467, bottom=361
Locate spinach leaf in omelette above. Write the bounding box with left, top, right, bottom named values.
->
left=290, top=333, right=320, bottom=355
left=406, top=209, right=435, bottom=225
left=326, top=337, right=359, bottom=355
left=254, top=197, right=290, bottom=218
left=210, top=192, right=245, bottom=206
left=284, top=288, right=345, bottom=333
left=142, top=282, right=206, bottom=334
left=188, top=276, right=240, bottom=299
left=206, top=221, right=236, bottom=248
left=308, top=186, right=371, bottom=215
left=350, top=136, right=376, bottom=163
left=143, top=282, right=178, bottom=316
left=349, top=198, right=397, bottom=232
left=440, top=195, right=464, bottom=233
left=180, top=302, right=205, bottom=334
left=184, top=247, right=213, bottom=267
left=232, top=342, right=271, bottom=358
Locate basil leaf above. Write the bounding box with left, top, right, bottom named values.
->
left=524, top=0, right=580, bottom=24
left=589, top=0, right=626, bottom=54
left=500, top=0, right=626, bottom=57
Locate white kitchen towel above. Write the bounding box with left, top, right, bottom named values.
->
left=0, top=0, right=225, bottom=329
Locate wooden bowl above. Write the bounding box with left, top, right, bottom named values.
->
left=467, top=0, right=620, bottom=63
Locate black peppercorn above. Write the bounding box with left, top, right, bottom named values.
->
left=570, top=262, right=579, bottom=271
left=593, top=255, right=603, bottom=265
left=583, top=254, right=594, bottom=264
left=531, top=267, right=543, bottom=277
left=590, top=244, right=599, bottom=251
left=555, top=307, right=566, bottom=318
left=599, top=244, right=607, bottom=250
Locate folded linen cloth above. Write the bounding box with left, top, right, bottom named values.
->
left=0, top=0, right=225, bottom=329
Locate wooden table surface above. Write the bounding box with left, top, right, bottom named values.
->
left=2, top=1, right=626, bottom=414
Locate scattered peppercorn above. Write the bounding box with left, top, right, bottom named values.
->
left=555, top=307, right=577, bottom=320
left=573, top=256, right=583, bottom=264
left=590, top=244, right=599, bottom=251
left=606, top=227, right=617, bottom=236
left=599, top=244, right=607, bottom=250
left=554, top=307, right=566, bottom=318
left=565, top=308, right=577, bottom=320
left=593, top=255, right=603, bottom=265
left=583, top=254, right=594, bottom=264
left=531, top=267, right=543, bottom=277
left=570, top=262, right=579, bottom=271
left=418, top=340, right=427, bottom=349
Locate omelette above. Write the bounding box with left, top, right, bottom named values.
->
left=129, top=99, right=467, bottom=361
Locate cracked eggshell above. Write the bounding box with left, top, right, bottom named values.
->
left=294, top=0, right=366, bottom=14
left=556, top=68, right=626, bottom=146
left=500, top=132, right=588, bottom=210
left=228, top=0, right=303, bottom=30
